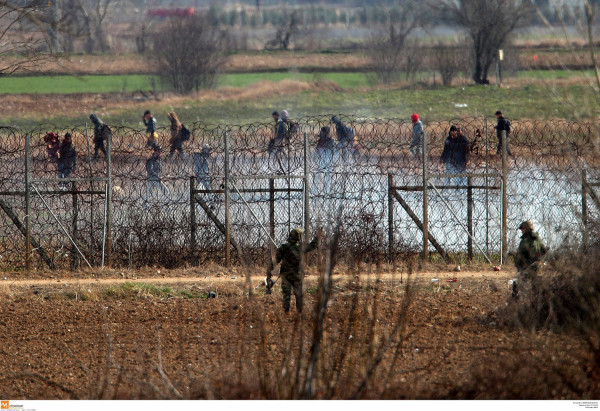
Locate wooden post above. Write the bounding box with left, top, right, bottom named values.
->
left=422, top=125, right=429, bottom=261
left=501, top=129, right=508, bottom=264
left=190, top=176, right=197, bottom=266
left=269, top=178, right=275, bottom=262
left=582, top=170, right=588, bottom=252
left=224, top=131, right=231, bottom=267
left=388, top=173, right=394, bottom=263
left=25, top=134, right=31, bottom=271
left=467, top=176, right=473, bottom=261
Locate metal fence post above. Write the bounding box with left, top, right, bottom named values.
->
left=224, top=131, right=231, bottom=267
left=190, top=176, right=196, bottom=266
left=72, top=181, right=79, bottom=269
left=501, top=129, right=508, bottom=263
left=25, top=133, right=31, bottom=271
left=303, top=132, right=310, bottom=240
left=388, top=173, right=394, bottom=263
left=484, top=116, right=489, bottom=255
left=269, top=178, right=275, bottom=262
left=582, top=169, right=588, bottom=252
left=106, top=127, right=113, bottom=267
left=467, top=176, right=473, bottom=261
left=422, top=124, right=429, bottom=262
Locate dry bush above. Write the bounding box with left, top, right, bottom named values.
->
left=151, top=15, right=230, bottom=94
left=472, top=223, right=600, bottom=399
left=432, top=42, right=469, bottom=87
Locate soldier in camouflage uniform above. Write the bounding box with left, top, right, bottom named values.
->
left=512, top=220, right=547, bottom=298
left=273, top=228, right=318, bottom=313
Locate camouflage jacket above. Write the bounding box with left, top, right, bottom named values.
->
left=514, top=231, right=546, bottom=272
left=275, top=237, right=318, bottom=277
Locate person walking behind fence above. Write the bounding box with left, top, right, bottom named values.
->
left=44, top=132, right=60, bottom=160
left=143, top=110, right=158, bottom=148
left=194, top=144, right=212, bottom=191
left=410, top=113, right=424, bottom=157
left=57, top=133, right=76, bottom=190
left=281, top=110, right=299, bottom=141
left=144, top=145, right=169, bottom=206
left=89, top=114, right=109, bottom=160
left=495, top=110, right=513, bottom=156
left=511, top=220, right=547, bottom=299
left=271, top=228, right=318, bottom=313
left=268, top=111, right=287, bottom=172
left=167, top=112, right=189, bottom=160
left=440, top=125, right=469, bottom=186
left=331, top=115, right=357, bottom=162
left=313, top=126, right=334, bottom=194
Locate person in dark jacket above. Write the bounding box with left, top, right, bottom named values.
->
left=58, top=133, right=76, bottom=190
left=144, top=145, right=169, bottom=206
left=440, top=125, right=469, bottom=186
left=167, top=111, right=185, bottom=159
left=89, top=114, right=108, bottom=160
left=495, top=110, right=513, bottom=156
left=143, top=110, right=158, bottom=148
left=331, top=115, right=358, bottom=162
left=268, top=111, right=287, bottom=172
left=272, top=228, right=318, bottom=313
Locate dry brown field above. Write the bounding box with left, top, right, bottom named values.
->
left=0, top=266, right=595, bottom=399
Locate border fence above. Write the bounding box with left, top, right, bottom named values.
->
left=0, top=115, right=599, bottom=271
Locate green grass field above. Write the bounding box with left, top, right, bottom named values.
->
left=0, top=72, right=372, bottom=94
left=5, top=82, right=595, bottom=129
left=1, top=70, right=598, bottom=128
left=1, top=70, right=595, bottom=95
left=0, top=74, right=156, bottom=94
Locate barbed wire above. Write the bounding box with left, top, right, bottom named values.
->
left=0, top=116, right=598, bottom=269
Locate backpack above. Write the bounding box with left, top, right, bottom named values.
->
left=288, top=121, right=299, bottom=136
left=100, top=124, right=112, bottom=139
left=181, top=125, right=191, bottom=141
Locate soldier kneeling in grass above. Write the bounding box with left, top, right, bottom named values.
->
left=270, top=228, right=318, bottom=313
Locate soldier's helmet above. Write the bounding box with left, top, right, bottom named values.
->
left=518, top=220, right=534, bottom=231
left=289, top=228, right=303, bottom=241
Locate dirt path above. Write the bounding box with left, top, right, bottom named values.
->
left=1, top=269, right=511, bottom=288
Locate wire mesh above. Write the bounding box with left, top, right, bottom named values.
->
left=0, top=116, right=598, bottom=270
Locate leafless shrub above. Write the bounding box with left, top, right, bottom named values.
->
left=151, top=15, right=230, bottom=94
left=433, top=42, right=466, bottom=86
left=368, top=4, right=421, bottom=85
left=265, top=9, right=300, bottom=50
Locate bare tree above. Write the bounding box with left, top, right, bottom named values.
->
left=152, top=16, right=230, bottom=94
left=368, top=2, right=421, bottom=85
left=265, top=9, right=300, bottom=50
left=430, top=0, right=533, bottom=84
left=583, top=0, right=600, bottom=92
left=56, top=0, right=113, bottom=53
left=0, top=0, right=54, bottom=74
